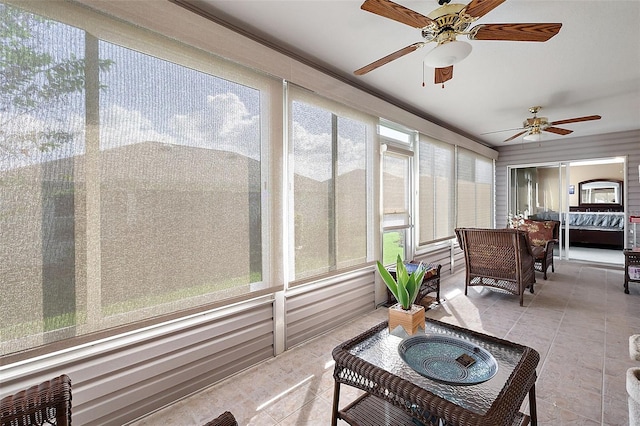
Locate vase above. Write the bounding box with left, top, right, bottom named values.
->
left=388, top=303, right=425, bottom=335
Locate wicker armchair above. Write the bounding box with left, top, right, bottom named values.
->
left=455, top=228, right=536, bottom=306
left=0, top=374, right=72, bottom=426
left=202, top=411, right=238, bottom=426
left=517, top=219, right=559, bottom=280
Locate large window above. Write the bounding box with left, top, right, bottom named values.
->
left=418, top=136, right=455, bottom=244
left=0, top=3, right=275, bottom=356
left=288, top=87, right=374, bottom=281
left=457, top=148, right=494, bottom=228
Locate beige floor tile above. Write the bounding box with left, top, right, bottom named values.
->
left=128, top=259, right=640, bottom=426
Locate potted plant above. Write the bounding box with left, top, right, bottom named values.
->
left=376, top=255, right=426, bottom=335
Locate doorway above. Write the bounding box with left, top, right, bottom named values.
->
left=508, top=157, right=625, bottom=265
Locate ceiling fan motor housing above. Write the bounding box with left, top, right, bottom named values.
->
left=422, top=3, right=473, bottom=42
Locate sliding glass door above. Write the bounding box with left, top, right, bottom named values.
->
left=508, top=163, right=567, bottom=259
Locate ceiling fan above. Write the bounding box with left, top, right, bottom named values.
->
left=501, top=106, right=602, bottom=142
left=354, top=0, right=562, bottom=85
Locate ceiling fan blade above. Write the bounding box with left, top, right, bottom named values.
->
left=360, top=0, right=435, bottom=28
left=504, top=130, right=528, bottom=142
left=550, top=115, right=601, bottom=126
left=354, top=42, right=425, bottom=75
left=480, top=127, right=525, bottom=135
left=470, top=23, right=562, bottom=42
left=544, top=126, right=573, bottom=135
left=434, top=66, right=453, bottom=84
left=464, top=0, right=505, bottom=19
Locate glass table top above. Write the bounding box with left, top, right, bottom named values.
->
left=344, top=321, right=533, bottom=415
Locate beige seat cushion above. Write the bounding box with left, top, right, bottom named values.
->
left=628, top=368, right=640, bottom=404
left=630, top=335, right=640, bottom=361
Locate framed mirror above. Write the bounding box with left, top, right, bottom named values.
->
left=578, top=179, right=623, bottom=206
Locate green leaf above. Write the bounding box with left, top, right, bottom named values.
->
left=405, top=274, right=418, bottom=305
left=396, top=255, right=408, bottom=286
left=397, top=281, right=409, bottom=309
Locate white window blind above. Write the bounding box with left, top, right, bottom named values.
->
left=288, top=86, right=375, bottom=282
left=456, top=147, right=494, bottom=228
left=418, top=135, right=455, bottom=244
left=0, top=2, right=277, bottom=356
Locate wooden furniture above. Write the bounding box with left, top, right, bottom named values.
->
left=455, top=228, right=536, bottom=306
left=0, top=374, right=72, bottom=426
left=578, top=179, right=623, bottom=207
left=331, top=320, right=540, bottom=426
left=385, top=262, right=441, bottom=307
left=531, top=209, right=625, bottom=249
left=568, top=208, right=625, bottom=249
left=624, top=249, right=640, bottom=294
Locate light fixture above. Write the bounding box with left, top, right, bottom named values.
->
left=523, top=130, right=543, bottom=142
left=423, top=40, right=472, bottom=68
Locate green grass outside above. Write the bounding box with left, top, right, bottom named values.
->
left=1, top=274, right=261, bottom=342
left=382, top=231, right=404, bottom=265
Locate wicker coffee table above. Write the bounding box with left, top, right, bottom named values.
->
left=331, top=320, right=540, bottom=426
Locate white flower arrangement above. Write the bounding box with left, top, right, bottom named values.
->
left=508, top=213, right=525, bottom=229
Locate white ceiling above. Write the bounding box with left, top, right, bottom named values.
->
left=185, top=0, right=640, bottom=148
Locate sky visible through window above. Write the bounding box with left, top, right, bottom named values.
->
left=0, top=2, right=369, bottom=184
left=99, top=41, right=261, bottom=161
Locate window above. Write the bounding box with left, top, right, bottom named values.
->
left=378, top=121, right=415, bottom=264
left=456, top=148, right=494, bottom=228
left=0, top=2, right=276, bottom=356
left=288, top=86, right=374, bottom=281
left=418, top=136, right=455, bottom=244
left=381, top=151, right=411, bottom=264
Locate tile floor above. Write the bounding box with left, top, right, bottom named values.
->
left=129, top=259, right=640, bottom=426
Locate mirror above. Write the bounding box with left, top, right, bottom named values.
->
left=579, top=179, right=623, bottom=205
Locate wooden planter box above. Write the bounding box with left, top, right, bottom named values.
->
left=388, top=303, right=425, bottom=335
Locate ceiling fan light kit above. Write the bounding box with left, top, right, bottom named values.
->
left=522, top=131, right=543, bottom=142
left=355, top=0, right=562, bottom=85
left=423, top=39, right=472, bottom=68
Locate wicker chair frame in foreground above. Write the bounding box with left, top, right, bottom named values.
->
left=202, top=411, right=238, bottom=426
left=0, top=374, right=72, bottom=426
left=455, top=228, right=536, bottom=306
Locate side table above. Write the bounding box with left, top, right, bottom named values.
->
left=624, top=249, right=640, bottom=294
left=385, top=262, right=441, bottom=307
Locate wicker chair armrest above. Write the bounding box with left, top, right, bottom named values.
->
left=202, top=411, right=238, bottom=426
left=0, top=374, right=72, bottom=426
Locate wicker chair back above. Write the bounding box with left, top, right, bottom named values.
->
left=455, top=228, right=536, bottom=306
